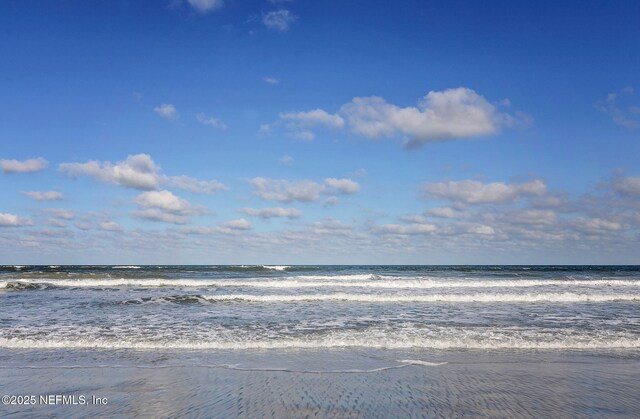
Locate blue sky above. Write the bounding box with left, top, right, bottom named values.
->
left=1, top=0, right=639, bottom=264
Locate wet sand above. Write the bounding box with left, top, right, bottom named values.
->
left=1, top=349, right=640, bottom=418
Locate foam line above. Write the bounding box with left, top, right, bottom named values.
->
left=2, top=278, right=639, bottom=290
left=1, top=336, right=639, bottom=350
left=200, top=292, right=640, bottom=303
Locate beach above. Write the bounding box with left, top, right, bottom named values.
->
left=2, top=349, right=640, bottom=418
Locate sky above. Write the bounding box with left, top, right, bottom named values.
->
left=1, top=0, right=639, bottom=264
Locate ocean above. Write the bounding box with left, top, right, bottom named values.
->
left=1, top=265, right=640, bottom=417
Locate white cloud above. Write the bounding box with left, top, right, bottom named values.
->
left=223, top=218, right=252, bottom=230
left=427, top=207, right=461, bottom=218
left=341, top=88, right=524, bottom=147
left=573, top=218, right=622, bottom=233
left=467, top=225, right=495, bottom=235
left=262, top=9, right=297, bottom=32
left=323, top=197, right=338, bottom=207
left=279, top=155, right=294, bottom=165
left=74, top=221, right=93, bottom=231
left=508, top=209, right=557, bottom=225
left=0, top=213, right=33, bottom=227
left=250, top=177, right=360, bottom=203
left=45, top=218, right=67, bottom=228
left=280, top=109, right=345, bottom=129
left=595, top=87, right=638, bottom=129
left=99, top=221, right=122, bottom=232
left=60, top=154, right=161, bottom=190
left=196, top=113, right=227, bottom=129
left=134, top=190, right=191, bottom=213
left=422, top=179, right=546, bottom=204
left=268, top=88, right=527, bottom=148
left=324, top=178, right=360, bottom=194
left=187, top=0, right=224, bottom=13
left=240, top=207, right=302, bottom=219
left=613, top=176, right=640, bottom=197
left=132, top=209, right=191, bottom=225
left=45, top=208, right=75, bottom=220
left=21, top=191, right=63, bottom=201
left=377, top=223, right=437, bottom=235
left=180, top=219, right=252, bottom=235
left=132, top=190, right=206, bottom=225
left=60, top=154, right=226, bottom=194
left=163, top=175, right=227, bottom=195
left=263, top=77, right=280, bottom=85
left=0, top=157, right=48, bottom=174
left=399, top=214, right=429, bottom=224
left=290, top=130, right=315, bottom=141
left=311, top=218, right=354, bottom=235
left=250, top=177, right=324, bottom=202
left=154, top=104, right=178, bottom=120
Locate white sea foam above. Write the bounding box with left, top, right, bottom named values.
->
left=1, top=335, right=638, bottom=350
left=201, top=293, right=640, bottom=303
left=2, top=278, right=639, bottom=290
left=262, top=265, right=291, bottom=271
left=113, top=266, right=142, bottom=269
left=398, top=359, right=448, bottom=366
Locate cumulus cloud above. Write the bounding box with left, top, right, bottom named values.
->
left=377, top=223, right=437, bottom=235
left=222, top=218, right=252, bottom=230
left=163, top=175, right=227, bottom=194
left=427, top=207, right=461, bottom=218
left=507, top=209, right=557, bottom=225
left=196, top=113, right=227, bottom=129
left=467, top=224, right=495, bottom=235
left=134, top=190, right=191, bottom=213
left=99, top=221, right=122, bottom=232
left=262, top=9, right=297, bottom=31
left=0, top=213, right=33, bottom=227
left=323, top=197, right=338, bottom=207
left=280, top=109, right=345, bottom=129
left=180, top=219, right=252, bottom=235
left=187, top=0, right=224, bottom=13
left=240, top=207, right=302, bottom=219
left=573, top=217, right=622, bottom=233
left=274, top=109, right=345, bottom=141
left=250, top=177, right=360, bottom=202
left=0, top=157, right=48, bottom=174
left=132, top=190, right=207, bottom=225
left=422, top=179, right=546, bottom=204
left=45, top=208, right=75, bottom=220
left=60, top=154, right=226, bottom=194
left=267, top=88, right=527, bottom=148
left=324, top=178, right=360, bottom=194
left=595, top=87, right=638, bottom=129
left=154, top=104, right=178, bottom=120
left=250, top=178, right=324, bottom=202
left=21, top=191, right=63, bottom=201
left=342, top=88, right=526, bottom=148
left=613, top=176, right=640, bottom=197
left=61, top=154, right=160, bottom=190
